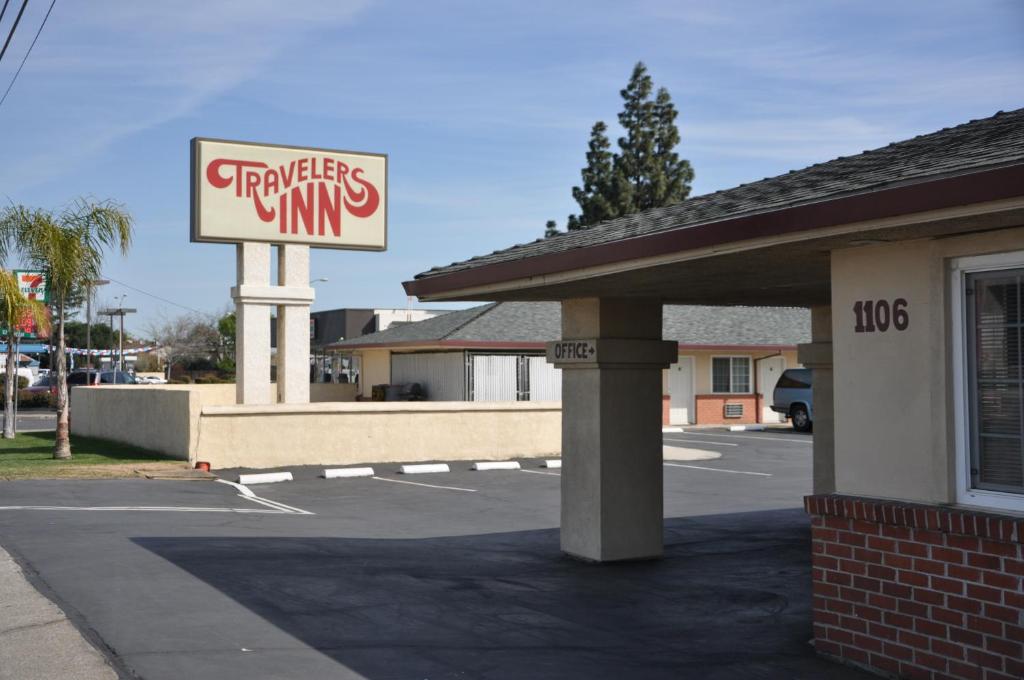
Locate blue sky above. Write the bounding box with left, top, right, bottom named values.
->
left=0, top=0, right=1021, bottom=334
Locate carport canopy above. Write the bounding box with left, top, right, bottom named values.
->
left=401, top=109, right=1024, bottom=563
left=404, top=109, right=1024, bottom=307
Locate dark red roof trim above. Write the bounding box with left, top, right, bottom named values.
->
left=403, top=164, right=1024, bottom=298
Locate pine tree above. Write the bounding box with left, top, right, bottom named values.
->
left=567, top=122, right=620, bottom=230
left=544, top=220, right=558, bottom=238
left=650, top=86, right=693, bottom=206
left=614, top=62, right=656, bottom=211
left=558, top=61, right=694, bottom=234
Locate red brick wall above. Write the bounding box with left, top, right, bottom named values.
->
left=662, top=395, right=670, bottom=426
left=695, top=394, right=758, bottom=425
left=805, top=494, right=1023, bottom=680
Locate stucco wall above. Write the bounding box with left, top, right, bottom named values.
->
left=662, top=348, right=800, bottom=424
left=70, top=382, right=360, bottom=460
left=71, top=384, right=560, bottom=468
left=70, top=385, right=197, bottom=460
left=830, top=225, right=1024, bottom=504
left=194, top=401, right=561, bottom=469
left=358, top=349, right=391, bottom=398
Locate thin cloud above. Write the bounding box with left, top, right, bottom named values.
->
left=0, top=1, right=371, bottom=192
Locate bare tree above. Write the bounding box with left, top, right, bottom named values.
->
left=145, top=313, right=221, bottom=380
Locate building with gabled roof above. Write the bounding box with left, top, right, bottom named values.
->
left=328, top=301, right=809, bottom=425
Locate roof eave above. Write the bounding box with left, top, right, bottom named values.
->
left=403, top=164, right=1024, bottom=301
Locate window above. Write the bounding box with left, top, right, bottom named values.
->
left=712, top=357, right=751, bottom=393
left=953, top=251, right=1024, bottom=511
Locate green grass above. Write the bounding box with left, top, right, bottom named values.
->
left=0, top=431, right=181, bottom=479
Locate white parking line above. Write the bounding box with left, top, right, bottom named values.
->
left=668, top=432, right=811, bottom=444
left=0, top=505, right=285, bottom=514
left=661, top=438, right=739, bottom=447
left=218, top=478, right=314, bottom=514
left=663, top=462, right=772, bottom=476
left=0, top=482, right=315, bottom=516
left=520, top=469, right=560, bottom=477
left=371, top=476, right=476, bottom=493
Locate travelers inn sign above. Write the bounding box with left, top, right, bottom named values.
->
left=191, top=138, right=387, bottom=251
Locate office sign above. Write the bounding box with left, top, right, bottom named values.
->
left=547, top=340, right=597, bottom=363
left=191, top=138, right=387, bottom=250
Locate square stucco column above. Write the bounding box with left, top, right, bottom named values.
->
left=276, top=245, right=312, bottom=404
left=798, top=305, right=835, bottom=494
left=233, top=243, right=272, bottom=405
left=548, top=298, right=677, bottom=562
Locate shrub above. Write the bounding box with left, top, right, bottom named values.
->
left=0, top=375, right=30, bottom=389
left=0, top=389, right=54, bottom=408
left=194, top=376, right=231, bottom=384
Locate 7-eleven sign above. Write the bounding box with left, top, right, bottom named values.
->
left=12, top=270, right=48, bottom=338
left=15, top=271, right=47, bottom=303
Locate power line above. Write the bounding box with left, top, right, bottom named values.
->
left=0, top=0, right=53, bottom=109
left=0, top=0, right=12, bottom=27
left=100, top=275, right=208, bottom=315
left=0, top=0, right=28, bottom=66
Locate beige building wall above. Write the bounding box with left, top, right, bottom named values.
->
left=662, top=348, right=800, bottom=423
left=830, top=224, right=1024, bottom=505
left=663, top=349, right=799, bottom=392
left=358, top=348, right=391, bottom=398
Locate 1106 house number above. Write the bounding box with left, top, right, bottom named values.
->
left=853, top=298, right=909, bottom=333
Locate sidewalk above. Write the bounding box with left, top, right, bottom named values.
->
left=0, top=545, right=117, bottom=680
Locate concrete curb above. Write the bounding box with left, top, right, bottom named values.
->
left=543, top=460, right=562, bottom=469
left=238, top=472, right=293, bottom=485
left=728, top=424, right=766, bottom=432
left=399, top=463, right=450, bottom=474
left=472, top=461, right=521, bottom=471
left=324, top=467, right=375, bottom=479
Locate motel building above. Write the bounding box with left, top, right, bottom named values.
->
left=328, top=300, right=809, bottom=427
left=403, top=109, right=1024, bottom=679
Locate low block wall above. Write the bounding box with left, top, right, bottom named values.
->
left=71, top=385, right=561, bottom=468
left=805, top=494, right=1023, bottom=680
left=71, top=385, right=197, bottom=459
left=195, top=401, right=562, bottom=469
left=70, top=382, right=359, bottom=460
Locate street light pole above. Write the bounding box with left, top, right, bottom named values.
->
left=98, top=302, right=136, bottom=376
left=309, top=278, right=327, bottom=382
left=86, top=279, right=109, bottom=385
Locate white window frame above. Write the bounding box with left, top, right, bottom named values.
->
left=710, top=355, right=752, bottom=394
left=950, top=249, right=1024, bottom=513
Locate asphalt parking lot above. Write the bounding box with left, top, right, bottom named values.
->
left=0, top=428, right=873, bottom=679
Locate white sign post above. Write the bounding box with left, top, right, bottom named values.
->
left=191, top=138, right=387, bottom=405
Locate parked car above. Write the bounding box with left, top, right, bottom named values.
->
left=98, top=370, right=139, bottom=385
left=771, top=368, right=813, bottom=432
left=23, top=374, right=55, bottom=395
left=64, top=370, right=139, bottom=387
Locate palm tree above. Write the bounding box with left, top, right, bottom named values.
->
left=0, top=270, right=50, bottom=438
left=0, top=200, right=133, bottom=458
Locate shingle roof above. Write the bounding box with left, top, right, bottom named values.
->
left=414, top=108, right=1024, bottom=281
left=328, top=302, right=809, bottom=348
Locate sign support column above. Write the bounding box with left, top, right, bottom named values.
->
left=276, top=244, right=311, bottom=404
left=233, top=243, right=272, bottom=405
